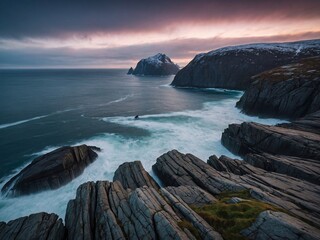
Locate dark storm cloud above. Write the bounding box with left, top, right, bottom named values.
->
left=1, top=31, right=319, bottom=68
left=0, top=0, right=320, bottom=38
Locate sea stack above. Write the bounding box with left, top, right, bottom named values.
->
left=128, top=53, right=179, bottom=76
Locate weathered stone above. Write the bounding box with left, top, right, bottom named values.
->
left=237, top=57, right=320, bottom=119
left=2, top=145, right=100, bottom=197
left=153, top=150, right=320, bottom=227
left=221, top=122, right=320, bottom=159
left=113, top=161, right=159, bottom=190
left=171, top=40, right=320, bottom=90
left=165, top=185, right=217, bottom=206
left=0, top=212, right=65, bottom=240
left=241, top=211, right=320, bottom=240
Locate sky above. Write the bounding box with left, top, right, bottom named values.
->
left=0, top=0, right=320, bottom=68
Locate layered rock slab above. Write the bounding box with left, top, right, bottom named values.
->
left=65, top=180, right=222, bottom=240
left=0, top=212, right=65, bottom=240
left=2, top=145, right=100, bottom=196
left=241, top=211, right=320, bottom=240
left=153, top=150, right=320, bottom=227
left=113, top=160, right=159, bottom=190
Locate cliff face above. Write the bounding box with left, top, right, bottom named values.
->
left=129, top=53, right=179, bottom=76
left=236, top=57, right=320, bottom=119
left=171, top=39, right=320, bottom=90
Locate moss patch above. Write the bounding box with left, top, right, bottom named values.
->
left=192, top=190, right=281, bottom=240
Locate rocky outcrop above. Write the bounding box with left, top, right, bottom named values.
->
left=221, top=122, right=320, bottom=159
left=1, top=145, right=100, bottom=197
left=0, top=212, right=65, bottom=240
left=241, top=211, right=320, bottom=240
left=113, top=161, right=159, bottom=190
left=65, top=180, right=223, bottom=240
left=236, top=57, right=320, bottom=119
left=171, top=39, right=320, bottom=90
left=129, top=53, right=179, bottom=76
left=152, top=150, right=320, bottom=227
left=165, top=186, right=217, bottom=206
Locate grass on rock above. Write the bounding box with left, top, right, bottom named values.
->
left=192, top=190, right=282, bottom=240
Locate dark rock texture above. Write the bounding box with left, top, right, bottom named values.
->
left=127, top=67, right=133, bottom=74
left=131, top=53, right=179, bottom=76
left=171, top=39, right=320, bottom=90
left=0, top=212, right=65, bottom=240
left=153, top=150, right=320, bottom=227
left=65, top=180, right=223, bottom=240
left=2, top=145, right=100, bottom=196
left=241, top=211, right=320, bottom=240
left=221, top=122, right=320, bottom=159
left=237, top=57, right=320, bottom=119
left=113, top=160, right=159, bottom=190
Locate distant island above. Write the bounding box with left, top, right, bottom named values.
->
left=128, top=53, right=180, bottom=76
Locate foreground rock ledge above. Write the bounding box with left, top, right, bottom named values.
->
left=0, top=212, right=65, bottom=240
left=1, top=144, right=100, bottom=197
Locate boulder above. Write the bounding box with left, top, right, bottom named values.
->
left=171, top=39, right=320, bottom=90
left=131, top=53, right=179, bottom=76
left=2, top=145, right=100, bottom=196
left=127, top=67, right=134, bottom=74
left=0, top=212, right=65, bottom=240
left=241, top=211, right=320, bottom=240
left=236, top=57, right=320, bottom=119
left=113, top=161, right=159, bottom=190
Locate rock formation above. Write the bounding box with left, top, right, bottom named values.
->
left=241, top=211, right=320, bottom=240
left=113, top=160, right=159, bottom=190
left=1, top=145, right=100, bottom=197
left=127, top=67, right=134, bottom=74
left=236, top=57, right=320, bottom=119
left=0, top=212, right=65, bottom=240
left=152, top=150, right=320, bottom=227
left=171, top=39, right=320, bottom=90
left=65, top=180, right=223, bottom=240
left=129, top=53, right=179, bottom=76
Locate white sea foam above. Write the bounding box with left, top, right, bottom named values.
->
left=0, top=108, right=76, bottom=130
left=0, top=97, right=286, bottom=222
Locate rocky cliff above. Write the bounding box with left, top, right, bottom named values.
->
left=128, top=53, right=179, bottom=76
left=236, top=57, right=320, bottom=119
left=171, top=39, right=320, bottom=90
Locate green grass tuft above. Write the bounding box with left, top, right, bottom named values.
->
left=192, top=190, right=281, bottom=240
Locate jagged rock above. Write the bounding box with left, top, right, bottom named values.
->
left=113, top=161, right=159, bottom=190
left=131, top=53, right=179, bottom=76
left=0, top=212, right=65, bottom=240
left=278, top=110, right=320, bottom=134
left=127, top=67, right=134, bottom=74
left=165, top=186, right=217, bottom=206
left=244, top=153, right=320, bottom=185
left=153, top=150, right=320, bottom=227
left=65, top=180, right=222, bottom=240
left=236, top=57, right=320, bottom=119
left=221, top=122, right=320, bottom=159
left=161, top=188, right=223, bottom=240
left=241, top=211, right=320, bottom=240
left=152, top=150, right=245, bottom=195
left=2, top=145, right=100, bottom=197
left=171, top=40, right=320, bottom=90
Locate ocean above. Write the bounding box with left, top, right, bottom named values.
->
left=0, top=69, right=284, bottom=221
